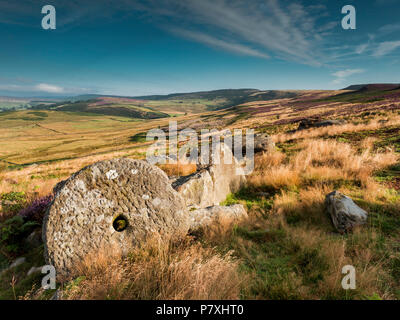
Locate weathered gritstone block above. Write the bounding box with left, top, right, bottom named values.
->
left=189, top=204, right=247, bottom=230
left=172, top=143, right=246, bottom=209
left=42, top=158, right=189, bottom=277
left=234, top=133, right=275, bottom=154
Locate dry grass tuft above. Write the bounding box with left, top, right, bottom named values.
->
left=158, top=162, right=197, bottom=177
left=63, top=237, right=244, bottom=300
left=274, top=116, right=400, bottom=143
left=249, top=138, right=398, bottom=191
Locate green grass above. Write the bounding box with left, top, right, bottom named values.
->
left=216, top=185, right=399, bottom=299
left=0, top=246, right=47, bottom=300
left=129, top=132, right=148, bottom=143
left=375, top=163, right=400, bottom=183
left=330, top=125, right=400, bottom=153
left=212, top=148, right=400, bottom=299
left=27, top=111, right=48, bottom=118
left=0, top=101, right=30, bottom=111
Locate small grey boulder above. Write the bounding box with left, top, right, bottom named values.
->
left=325, top=191, right=368, bottom=234
left=9, top=257, right=26, bottom=269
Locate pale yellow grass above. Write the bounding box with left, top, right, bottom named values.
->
left=63, top=238, right=243, bottom=300
left=249, top=138, right=398, bottom=190
left=274, top=115, right=400, bottom=143
left=158, top=162, right=197, bottom=177
left=0, top=148, right=149, bottom=198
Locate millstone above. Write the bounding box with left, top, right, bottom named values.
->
left=42, top=158, right=189, bottom=277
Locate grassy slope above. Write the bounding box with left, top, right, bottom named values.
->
left=31, top=89, right=301, bottom=118
left=315, top=85, right=400, bottom=104
left=0, top=110, right=199, bottom=164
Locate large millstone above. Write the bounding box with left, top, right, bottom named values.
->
left=42, top=158, right=189, bottom=277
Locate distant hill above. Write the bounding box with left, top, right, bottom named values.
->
left=132, top=88, right=298, bottom=107
left=72, top=89, right=299, bottom=107
left=0, top=96, right=31, bottom=111
left=30, top=89, right=300, bottom=118
left=343, top=84, right=400, bottom=91
left=315, top=83, right=400, bottom=103
left=35, top=97, right=170, bottom=119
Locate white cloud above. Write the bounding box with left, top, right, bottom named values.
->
left=0, top=81, right=86, bottom=95
left=372, top=40, right=400, bottom=57
left=35, top=83, right=64, bottom=93
left=170, top=29, right=270, bottom=59
left=332, top=69, right=364, bottom=84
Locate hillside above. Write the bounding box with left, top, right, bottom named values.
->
left=33, top=98, right=169, bottom=119
left=310, top=83, right=400, bottom=104
left=1, top=85, right=399, bottom=300
left=26, top=89, right=301, bottom=118
left=0, top=97, right=31, bottom=111
left=133, top=88, right=299, bottom=107
left=343, top=83, right=400, bottom=91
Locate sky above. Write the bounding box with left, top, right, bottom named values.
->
left=0, top=0, right=400, bottom=97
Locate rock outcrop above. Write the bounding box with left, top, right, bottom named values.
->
left=188, top=204, right=247, bottom=230
left=43, top=158, right=189, bottom=277
left=172, top=143, right=246, bottom=209
left=325, top=191, right=368, bottom=234
left=298, top=119, right=347, bottom=131
left=233, top=132, right=275, bottom=155
left=254, top=133, right=276, bottom=153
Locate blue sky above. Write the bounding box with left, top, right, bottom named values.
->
left=0, top=0, right=400, bottom=97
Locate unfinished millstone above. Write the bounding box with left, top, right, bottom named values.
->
left=42, top=158, right=189, bottom=277
left=325, top=191, right=368, bottom=234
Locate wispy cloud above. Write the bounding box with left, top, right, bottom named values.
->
left=355, top=22, right=400, bottom=57
left=355, top=43, right=368, bottom=54
left=0, top=0, right=350, bottom=66
left=378, top=23, right=400, bottom=35
left=372, top=40, right=400, bottom=57
left=332, top=69, right=364, bottom=85
left=131, top=0, right=335, bottom=66
left=0, top=80, right=88, bottom=95
left=170, top=28, right=270, bottom=59
left=35, top=83, right=64, bottom=93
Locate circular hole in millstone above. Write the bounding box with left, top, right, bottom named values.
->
left=113, top=215, right=128, bottom=232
